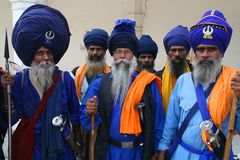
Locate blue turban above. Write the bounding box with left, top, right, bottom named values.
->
left=189, top=10, right=232, bottom=56
left=163, top=25, right=190, bottom=54
left=108, top=19, right=139, bottom=56
left=137, top=35, right=158, bottom=59
left=83, top=28, right=109, bottom=50
left=12, top=4, right=71, bottom=66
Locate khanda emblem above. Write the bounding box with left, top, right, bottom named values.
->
left=45, top=30, right=55, bottom=41
left=202, top=26, right=214, bottom=39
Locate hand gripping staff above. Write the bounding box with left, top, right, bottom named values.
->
left=223, top=93, right=238, bottom=160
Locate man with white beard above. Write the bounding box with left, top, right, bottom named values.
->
left=74, top=28, right=110, bottom=160
left=0, top=5, right=81, bottom=160
left=157, top=10, right=240, bottom=160
left=80, top=19, right=165, bottom=160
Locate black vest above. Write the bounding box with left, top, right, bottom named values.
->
left=95, top=73, right=155, bottom=160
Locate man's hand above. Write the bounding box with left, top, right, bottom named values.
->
left=86, top=96, right=98, bottom=116
left=231, top=71, right=240, bottom=98
left=157, top=150, right=166, bottom=160
left=1, top=72, right=14, bottom=88
left=150, top=153, right=158, bottom=160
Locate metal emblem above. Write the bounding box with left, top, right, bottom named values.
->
left=52, top=115, right=63, bottom=127
left=202, top=26, right=214, bottom=39
left=45, top=31, right=55, bottom=41
left=200, top=120, right=213, bottom=131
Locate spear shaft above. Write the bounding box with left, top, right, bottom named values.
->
left=4, top=28, right=12, bottom=160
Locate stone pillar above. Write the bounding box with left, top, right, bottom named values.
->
left=122, top=0, right=146, bottom=37
left=10, top=0, right=44, bottom=65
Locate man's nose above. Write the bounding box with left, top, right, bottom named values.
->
left=42, top=53, right=50, bottom=60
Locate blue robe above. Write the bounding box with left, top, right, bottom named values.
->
left=0, top=72, right=6, bottom=159
left=1, top=69, right=80, bottom=160
left=158, top=72, right=240, bottom=160
left=80, top=71, right=165, bottom=160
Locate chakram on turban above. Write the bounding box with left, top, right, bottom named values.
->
left=189, top=9, right=232, bottom=56
left=12, top=4, right=71, bottom=66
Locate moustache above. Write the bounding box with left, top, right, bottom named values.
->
left=198, top=59, right=214, bottom=65
left=114, top=59, right=131, bottom=66
left=89, top=55, right=103, bottom=61
left=39, top=61, right=52, bottom=69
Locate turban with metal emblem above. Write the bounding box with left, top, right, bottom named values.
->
left=189, top=10, right=232, bottom=56
left=108, top=18, right=139, bottom=56
left=12, top=4, right=71, bottom=66
left=137, top=35, right=158, bottom=59
left=84, top=28, right=109, bottom=51
left=163, top=25, right=190, bottom=54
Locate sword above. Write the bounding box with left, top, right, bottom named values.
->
left=4, top=28, right=12, bottom=160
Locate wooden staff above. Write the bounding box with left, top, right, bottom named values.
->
left=4, top=28, right=12, bottom=160
left=91, top=114, right=95, bottom=160
left=223, top=93, right=238, bottom=160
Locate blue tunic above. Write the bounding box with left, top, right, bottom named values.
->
left=0, top=72, right=7, bottom=159
left=1, top=69, right=80, bottom=160
left=158, top=72, right=240, bottom=160
left=80, top=71, right=165, bottom=160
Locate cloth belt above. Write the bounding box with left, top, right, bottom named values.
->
left=109, top=138, right=143, bottom=148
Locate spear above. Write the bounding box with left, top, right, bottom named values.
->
left=4, top=28, right=12, bottom=160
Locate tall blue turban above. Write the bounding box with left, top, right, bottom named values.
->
left=163, top=25, right=190, bottom=54
left=108, top=18, right=139, bottom=56
left=189, top=10, right=232, bottom=56
left=83, top=28, right=109, bottom=51
left=12, top=4, right=71, bottom=66
left=137, top=35, right=158, bottom=59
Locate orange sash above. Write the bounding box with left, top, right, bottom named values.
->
left=75, top=63, right=111, bottom=100
left=202, top=66, right=237, bottom=145
left=120, top=70, right=162, bottom=135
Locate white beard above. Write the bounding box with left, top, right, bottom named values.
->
left=30, top=61, right=55, bottom=90
left=193, top=57, right=222, bottom=87
left=111, top=57, right=137, bottom=104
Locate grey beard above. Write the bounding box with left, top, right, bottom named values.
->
left=111, top=57, right=137, bottom=104
left=169, top=57, right=187, bottom=78
left=30, top=61, right=55, bottom=89
left=86, top=57, right=106, bottom=78
left=193, top=57, right=222, bottom=87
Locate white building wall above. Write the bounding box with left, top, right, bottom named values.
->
left=0, top=0, right=240, bottom=158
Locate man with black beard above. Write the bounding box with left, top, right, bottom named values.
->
left=0, top=5, right=81, bottom=160
left=136, top=35, right=158, bottom=73
left=74, top=29, right=110, bottom=159
left=155, top=25, right=191, bottom=112
left=80, top=19, right=165, bottom=160
left=157, top=10, right=240, bottom=160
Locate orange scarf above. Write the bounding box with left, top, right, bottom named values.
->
left=0, top=67, right=3, bottom=72
left=162, top=62, right=190, bottom=113
left=120, top=70, right=162, bottom=135
left=75, top=63, right=111, bottom=100
left=202, top=66, right=237, bottom=146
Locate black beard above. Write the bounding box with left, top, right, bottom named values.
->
left=169, top=57, right=187, bottom=77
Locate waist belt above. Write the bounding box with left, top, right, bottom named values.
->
left=109, top=138, right=143, bottom=148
